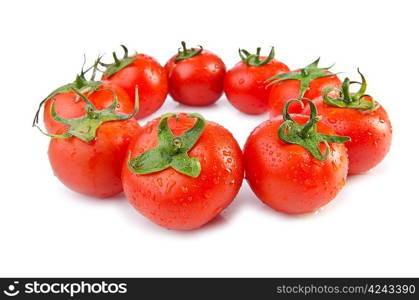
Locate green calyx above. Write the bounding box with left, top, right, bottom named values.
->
left=32, top=57, right=103, bottom=127
left=266, top=57, right=336, bottom=97
left=278, top=99, right=350, bottom=161
left=128, top=113, right=206, bottom=178
left=174, top=41, right=203, bottom=63
left=322, top=69, right=379, bottom=112
left=239, top=47, right=275, bottom=67
left=36, top=87, right=139, bottom=143
left=100, top=45, right=137, bottom=78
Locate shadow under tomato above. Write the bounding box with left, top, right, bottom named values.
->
left=58, top=184, right=127, bottom=203
left=114, top=197, right=231, bottom=236
left=225, top=181, right=344, bottom=221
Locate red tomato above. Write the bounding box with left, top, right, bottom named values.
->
left=45, top=88, right=141, bottom=198
left=224, top=47, right=289, bottom=114
left=49, top=119, right=140, bottom=198
left=122, top=113, right=244, bottom=230
left=244, top=100, right=349, bottom=214
left=267, top=58, right=341, bottom=117
left=305, top=71, right=392, bottom=174
left=165, top=42, right=226, bottom=106
left=43, top=81, right=132, bottom=134
left=102, top=46, right=169, bottom=119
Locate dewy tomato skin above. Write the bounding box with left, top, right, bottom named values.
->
left=268, top=71, right=341, bottom=117
left=122, top=114, right=244, bottom=230
left=244, top=115, right=348, bottom=214
left=43, top=81, right=132, bottom=134
left=165, top=47, right=226, bottom=106
left=224, top=47, right=289, bottom=115
left=103, top=53, right=169, bottom=119
left=48, top=119, right=141, bottom=198
left=308, top=96, right=392, bottom=174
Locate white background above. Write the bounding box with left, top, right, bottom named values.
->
left=1, top=0, right=418, bottom=277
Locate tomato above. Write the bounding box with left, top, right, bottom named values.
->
left=267, top=58, right=341, bottom=117
left=304, top=70, right=392, bottom=174
left=244, top=99, right=349, bottom=214
left=122, top=113, right=244, bottom=230
left=165, top=42, right=226, bottom=106
left=224, top=47, right=289, bottom=114
left=42, top=80, right=132, bottom=134
left=101, top=45, right=169, bottom=119
left=46, top=89, right=141, bottom=198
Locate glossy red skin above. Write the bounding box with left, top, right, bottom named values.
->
left=103, top=54, right=169, bottom=119
left=122, top=114, right=244, bottom=230
left=165, top=50, right=226, bottom=106
left=244, top=115, right=348, bottom=214
left=224, top=58, right=290, bottom=114
left=43, top=81, right=133, bottom=134
left=305, top=97, right=392, bottom=174
left=49, top=118, right=141, bottom=198
left=268, top=71, right=341, bottom=117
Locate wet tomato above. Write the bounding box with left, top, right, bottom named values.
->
left=267, top=58, right=341, bottom=117
left=122, top=113, right=244, bottom=230
left=244, top=99, right=349, bottom=214
left=224, top=47, right=289, bottom=114
left=165, top=42, right=226, bottom=106
left=45, top=88, right=141, bottom=198
left=304, top=70, right=392, bottom=174
left=102, top=45, right=168, bottom=119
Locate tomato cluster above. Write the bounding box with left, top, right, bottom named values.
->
left=34, top=43, right=392, bottom=230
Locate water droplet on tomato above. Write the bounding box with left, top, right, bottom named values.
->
left=212, top=205, right=223, bottom=215
left=166, top=181, right=176, bottom=193
left=223, top=150, right=231, bottom=156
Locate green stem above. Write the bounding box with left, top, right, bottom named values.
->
left=174, top=41, right=203, bottom=63
left=239, top=46, right=275, bottom=67
left=278, top=98, right=350, bottom=161
left=266, top=57, right=336, bottom=97
left=128, top=113, right=206, bottom=177
left=32, top=58, right=103, bottom=128
left=100, top=45, right=137, bottom=78
left=37, top=86, right=139, bottom=143
left=322, top=69, right=379, bottom=112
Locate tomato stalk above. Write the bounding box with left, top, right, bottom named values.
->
left=238, top=47, right=275, bottom=67
left=266, top=57, right=336, bottom=97
left=322, top=69, right=379, bottom=112
left=278, top=99, right=350, bottom=161
left=36, top=86, right=139, bottom=143
left=100, top=45, right=137, bottom=78
left=128, top=113, right=206, bottom=177
left=32, top=56, right=104, bottom=127
left=174, top=41, right=203, bottom=63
